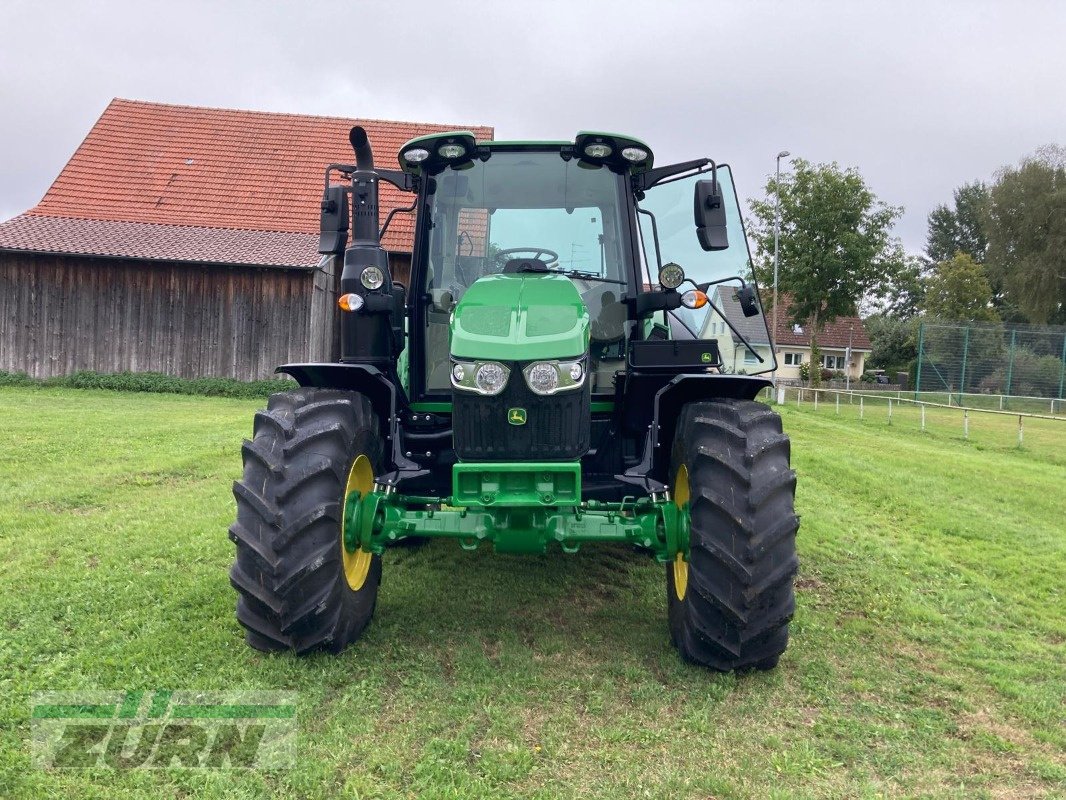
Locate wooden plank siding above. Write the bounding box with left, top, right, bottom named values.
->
left=0, top=252, right=318, bottom=381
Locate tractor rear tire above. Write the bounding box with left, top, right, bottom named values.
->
left=667, top=399, right=799, bottom=671
left=229, top=388, right=383, bottom=654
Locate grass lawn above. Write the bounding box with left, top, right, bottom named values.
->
left=0, top=387, right=1063, bottom=799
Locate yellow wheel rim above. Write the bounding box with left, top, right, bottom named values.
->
left=673, top=465, right=690, bottom=601
left=340, top=454, right=374, bottom=591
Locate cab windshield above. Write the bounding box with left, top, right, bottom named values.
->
left=421, top=151, right=632, bottom=391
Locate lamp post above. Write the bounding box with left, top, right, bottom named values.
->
left=772, top=150, right=790, bottom=381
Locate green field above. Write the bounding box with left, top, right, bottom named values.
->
left=1, top=387, right=1063, bottom=799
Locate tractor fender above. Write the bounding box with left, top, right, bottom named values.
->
left=616, top=373, right=773, bottom=494
left=276, top=362, right=426, bottom=487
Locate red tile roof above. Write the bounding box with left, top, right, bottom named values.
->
left=0, top=214, right=319, bottom=268
left=0, top=98, right=492, bottom=265
left=768, top=295, right=872, bottom=350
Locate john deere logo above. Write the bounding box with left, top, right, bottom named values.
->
left=701, top=352, right=713, bottom=363
left=508, top=408, right=527, bottom=425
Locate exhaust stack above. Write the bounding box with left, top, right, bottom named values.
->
left=339, top=126, right=398, bottom=364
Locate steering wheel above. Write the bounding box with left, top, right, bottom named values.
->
left=495, top=247, right=560, bottom=270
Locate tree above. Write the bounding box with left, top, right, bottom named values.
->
left=749, top=159, right=905, bottom=386
left=920, top=252, right=999, bottom=322
left=984, top=145, right=1066, bottom=324
left=864, top=314, right=918, bottom=374
left=925, top=181, right=989, bottom=264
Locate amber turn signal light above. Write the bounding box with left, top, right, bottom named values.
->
left=338, top=293, right=364, bottom=312
left=680, top=289, right=708, bottom=309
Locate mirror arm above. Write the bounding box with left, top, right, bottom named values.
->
left=635, top=207, right=663, bottom=272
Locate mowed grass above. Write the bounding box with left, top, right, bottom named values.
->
left=0, top=387, right=1063, bottom=799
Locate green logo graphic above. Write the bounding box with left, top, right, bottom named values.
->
left=701, top=352, right=713, bottom=363
left=31, top=690, right=296, bottom=769
left=508, top=408, right=527, bottom=425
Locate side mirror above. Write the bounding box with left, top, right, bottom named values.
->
left=736, top=283, right=760, bottom=317
left=694, top=179, right=729, bottom=251
left=318, top=185, right=349, bottom=255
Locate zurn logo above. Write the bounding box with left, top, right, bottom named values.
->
left=31, top=690, right=296, bottom=769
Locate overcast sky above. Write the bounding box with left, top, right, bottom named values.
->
left=2, top=0, right=1064, bottom=252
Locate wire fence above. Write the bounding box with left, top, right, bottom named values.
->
left=773, top=385, right=1066, bottom=466
left=916, top=320, right=1066, bottom=405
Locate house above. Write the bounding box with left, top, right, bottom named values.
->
left=706, top=289, right=871, bottom=379
left=0, top=98, right=492, bottom=380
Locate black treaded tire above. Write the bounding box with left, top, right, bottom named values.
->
left=667, top=399, right=799, bottom=671
left=229, top=388, right=383, bottom=654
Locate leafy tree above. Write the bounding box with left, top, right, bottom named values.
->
left=749, top=159, right=905, bottom=386
left=864, top=314, right=918, bottom=373
left=871, top=253, right=926, bottom=319
left=984, top=145, right=1066, bottom=324
left=925, top=182, right=989, bottom=264
left=921, top=252, right=999, bottom=322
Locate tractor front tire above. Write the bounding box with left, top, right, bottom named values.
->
left=667, top=399, right=799, bottom=671
left=229, top=388, right=383, bottom=654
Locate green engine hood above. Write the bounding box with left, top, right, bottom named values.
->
left=450, top=274, right=590, bottom=361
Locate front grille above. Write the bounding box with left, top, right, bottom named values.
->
left=453, top=371, right=590, bottom=461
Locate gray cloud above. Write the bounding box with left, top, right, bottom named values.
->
left=2, top=0, right=1063, bottom=252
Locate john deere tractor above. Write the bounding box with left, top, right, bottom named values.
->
left=229, top=128, right=799, bottom=671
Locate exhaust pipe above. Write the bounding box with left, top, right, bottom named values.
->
left=348, top=126, right=380, bottom=245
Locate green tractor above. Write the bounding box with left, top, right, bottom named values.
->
left=229, top=128, right=799, bottom=671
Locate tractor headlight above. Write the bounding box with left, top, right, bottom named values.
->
left=360, top=266, right=385, bottom=290
left=475, top=363, right=508, bottom=394
left=659, top=263, right=685, bottom=290
left=404, top=147, right=431, bottom=164
left=522, top=358, right=586, bottom=395
left=526, top=362, right=559, bottom=394
left=450, top=360, right=510, bottom=395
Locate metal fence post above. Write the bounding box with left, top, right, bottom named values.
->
left=921, top=404, right=926, bottom=431
left=1005, top=329, right=1017, bottom=398
left=1058, top=332, right=1066, bottom=401
left=836, top=393, right=840, bottom=415
left=888, top=398, right=893, bottom=425
left=1018, top=415, right=1024, bottom=446
left=860, top=396, right=864, bottom=419
left=915, top=321, right=924, bottom=399
left=959, top=326, right=970, bottom=405
left=964, top=408, right=969, bottom=439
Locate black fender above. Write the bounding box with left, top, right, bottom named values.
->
left=276, top=363, right=427, bottom=487
left=615, top=373, right=773, bottom=494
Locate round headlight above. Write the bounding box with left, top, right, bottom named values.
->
left=659, top=263, right=685, bottom=289
left=621, top=146, right=649, bottom=162
left=583, top=143, right=612, bottom=159
left=438, top=143, right=466, bottom=159
left=569, top=362, right=583, bottom=381
left=475, top=363, right=507, bottom=394
left=527, top=362, right=559, bottom=394
left=451, top=363, right=465, bottom=382
left=404, top=147, right=430, bottom=163
left=360, top=266, right=385, bottom=290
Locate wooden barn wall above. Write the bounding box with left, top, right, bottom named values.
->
left=0, top=253, right=320, bottom=381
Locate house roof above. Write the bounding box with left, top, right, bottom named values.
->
left=0, top=214, right=319, bottom=268
left=714, top=289, right=871, bottom=350
left=712, top=287, right=774, bottom=344
left=0, top=98, right=493, bottom=267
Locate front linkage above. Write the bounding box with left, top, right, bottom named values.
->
left=343, top=463, right=690, bottom=560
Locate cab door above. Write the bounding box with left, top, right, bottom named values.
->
left=638, top=164, right=773, bottom=374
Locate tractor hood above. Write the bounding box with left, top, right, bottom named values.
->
left=450, top=274, right=590, bottom=361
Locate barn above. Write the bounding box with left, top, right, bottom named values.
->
left=0, top=99, right=492, bottom=380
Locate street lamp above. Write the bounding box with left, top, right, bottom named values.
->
left=772, top=150, right=790, bottom=381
